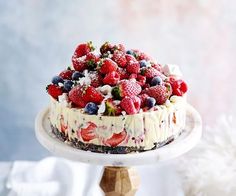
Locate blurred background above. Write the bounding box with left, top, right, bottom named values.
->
left=0, top=0, right=236, bottom=161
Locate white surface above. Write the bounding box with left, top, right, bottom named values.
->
left=35, top=104, right=202, bottom=166
left=1, top=157, right=184, bottom=196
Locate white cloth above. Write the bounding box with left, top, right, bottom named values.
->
left=1, top=157, right=184, bottom=196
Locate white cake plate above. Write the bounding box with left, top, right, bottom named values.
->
left=35, top=104, right=202, bottom=195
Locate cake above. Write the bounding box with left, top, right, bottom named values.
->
left=46, top=42, right=188, bottom=154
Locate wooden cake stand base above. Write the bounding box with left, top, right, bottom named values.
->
left=100, top=167, right=140, bottom=196
left=35, top=104, right=202, bottom=196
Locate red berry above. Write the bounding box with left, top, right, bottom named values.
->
left=125, top=54, right=137, bottom=63
left=59, top=69, right=74, bottom=80
left=126, top=61, right=140, bottom=74
left=141, top=67, right=162, bottom=79
left=112, top=44, right=126, bottom=53
left=144, top=85, right=171, bottom=105
left=117, top=68, right=129, bottom=80
left=138, top=93, right=149, bottom=107
left=100, top=58, right=118, bottom=74
left=74, top=42, right=94, bottom=58
left=151, top=63, right=162, bottom=71
left=85, top=52, right=99, bottom=70
left=100, top=42, right=113, bottom=55
left=136, top=74, right=146, bottom=87
left=90, top=72, right=103, bottom=88
left=104, top=98, right=122, bottom=116
left=129, top=73, right=137, bottom=80
left=112, top=80, right=142, bottom=99
left=120, top=96, right=141, bottom=114
left=46, top=84, right=63, bottom=99
left=69, top=85, right=104, bottom=107
left=105, top=130, right=127, bottom=147
left=112, top=50, right=127, bottom=67
left=80, top=122, right=97, bottom=142
left=103, top=71, right=120, bottom=86
left=169, top=78, right=188, bottom=96
left=72, top=55, right=87, bottom=71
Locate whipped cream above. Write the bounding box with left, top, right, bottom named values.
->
left=162, top=64, right=183, bottom=77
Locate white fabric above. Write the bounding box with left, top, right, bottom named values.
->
left=2, top=158, right=183, bottom=196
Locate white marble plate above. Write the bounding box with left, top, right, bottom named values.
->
left=35, top=104, right=202, bottom=166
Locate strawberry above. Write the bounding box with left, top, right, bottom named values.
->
left=104, top=98, right=122, bottom=116
left=80, top=122, right=97, bottom=142
left=99, top=58, right=118, bottom=74
left=141, top=67, right=162, bottom=79
left=126, top=61, right=140, bottom=74
left=132, top=49, right=151, bottom=61
left=144, top=84, right=171, bottom=105
left=100, top=42, right=113, bottom=55
left=46, top=84, right=63, bottom=99
left=151, top=63, right=162, bottom=71
left=105, top=130, right=127, bottom=147
left=103, top=71, right=120, bottom=86
left=112, top=44, right=126, bottom=53
left=74, top=41, right=95, bottom=58
left=60, top=116, right=68, bottom=133
left=137, top=74, right=146, bottom=87
left=168, top=78, right=188, bottom=96
left=120, top=96, right=141, bottom=114
left=72, top=56, right=87, bottom=71
left=111, top=80, right=142, bottom=99
left=69, top=85, right=104, bottom=107
left=112, top=50, right=127, bottom=67
left=85, top=52, right=99, bottom=70
left=138, top=93, right=149, bottom=107
left=129, top=73, right=137, bottom=80
left=90, top=72, right=103, bottom=88
left=59, top=69, right=74, bottom=80
left=117, top=68, right=129, bottom=80
left=125, top=54, right=137, bottom=63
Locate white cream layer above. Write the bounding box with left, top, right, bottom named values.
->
left=49, top=96, right=186, bottom=150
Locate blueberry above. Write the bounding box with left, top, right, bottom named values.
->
left=139, top=60, right=148, bottom=68
left=151, top=76, right=162, bottom=86
left=126, top=50, right=134, bottom=55
left=52, top=76, right=64, bottom=85
left=146, top=97, right=156, bottom=108
left=72, top=71, right=84, bottom=80
left=84, top=102, right=98, bottom=115
left=63, top=80, right=74, bottom=92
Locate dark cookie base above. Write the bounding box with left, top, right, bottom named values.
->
left=51, top=125, right=174, bottom=154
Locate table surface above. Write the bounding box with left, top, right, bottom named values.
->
left=35, top=104, right=202, bottom=166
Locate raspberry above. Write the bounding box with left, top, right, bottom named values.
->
left=126, top=61, right=140, bottom=74
left=141, top=67, right=162, bottom=79
left=59, top=69, right=74, bottom=80
left=103, top=71, right=120, bottom=86
left=112, top=50, right=127, bottom=67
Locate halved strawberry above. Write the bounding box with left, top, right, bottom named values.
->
left=80, top=122, right=97, bottom=142
left=104, top=98, right=122, bottom=116
left=105, top=130, right=127, bottom=147
left=60, top=116, right=68, bottom=133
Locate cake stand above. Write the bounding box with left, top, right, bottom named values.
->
left=35, top=104, right=202, bottom=196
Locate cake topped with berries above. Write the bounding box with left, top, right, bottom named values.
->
left=47, top=41, right=188, bottom=154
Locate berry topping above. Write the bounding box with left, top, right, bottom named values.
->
left=120, top=96, right=141, bottom=114
left=144, top=84, right=171, bottom=105
left=46, top=84, right=63, bottom=99
left=59, top=69, right=74, bottom=80
left=72, top=71, right=84, bottom=80
left=99, top=58, right=118, bottom=74
left=84, top=102, right=99, bottom=115
left=146, top=97, right=156, bottom=108
left=80, top=122, right=97, bottom=142
left=105, top=130, right=127, bottom=147
left=103, top=71, right=120, bottom=86
left=47, top=41, right=188, bottom=116
left=52, top=76, right=64, bottom=85
left=112, top=80, right=142, bottom=99
left=63, top=80, right=74, bottom=92
left=74, top=41, right=95, bottom=58
left=151, top=76, right=162, bottom=86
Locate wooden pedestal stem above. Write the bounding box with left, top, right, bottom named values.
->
left=100, top=166, right=140, bottom=196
